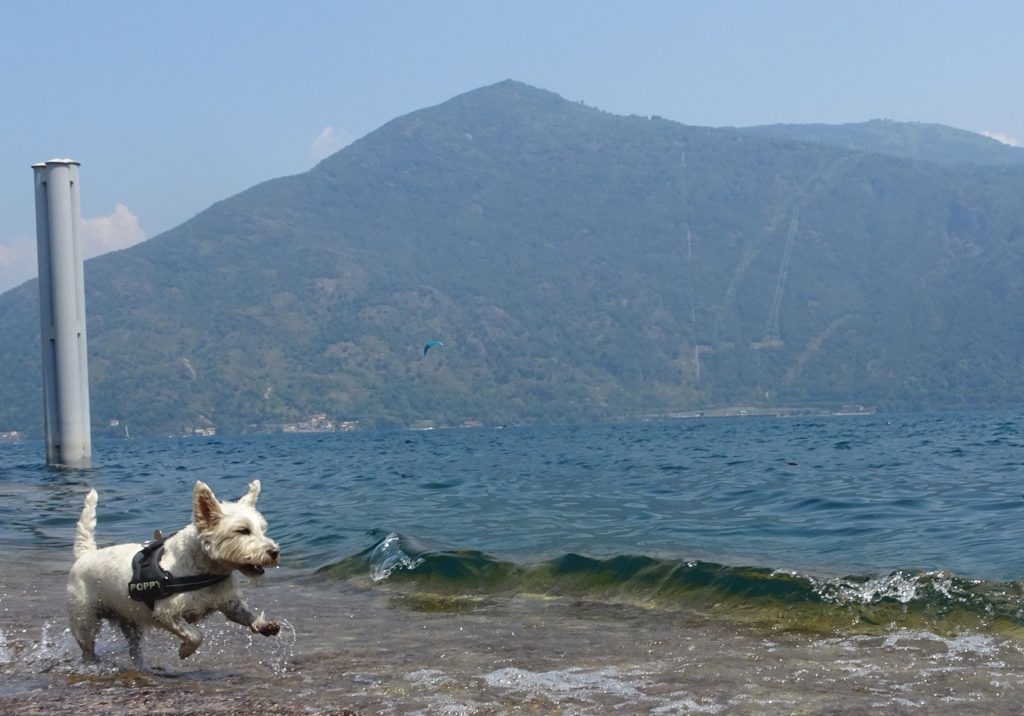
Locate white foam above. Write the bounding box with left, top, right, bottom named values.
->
left=652, top=693, right=726, bottom=714
left=407, top=696, right=479, bottom=716
left=406, top=668, right=456, bottom=688
left=936, top=633, right=998, bottom=660
left=484, top=666, right=643, bottom=699
left=816, top=572, right=922, bottom=604
left=870, top=628, right=1002, bottom=663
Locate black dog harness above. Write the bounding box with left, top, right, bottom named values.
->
left=128, top=533, right=229, bottom=609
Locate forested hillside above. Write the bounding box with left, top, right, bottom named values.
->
left=2, top=81, right=1024, bottom=436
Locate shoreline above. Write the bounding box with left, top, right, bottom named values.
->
left=5, top=560, right=1024, bottom=714
left=6, top=410, right=1024, bottom=714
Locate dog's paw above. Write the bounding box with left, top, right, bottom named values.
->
left=178, top=640, right=200, bottom=659
left=253, top=619, right=281, bottom=637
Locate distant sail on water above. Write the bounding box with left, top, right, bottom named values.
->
left=423, top=339, right=445, bottom=356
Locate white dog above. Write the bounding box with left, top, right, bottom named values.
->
left=68, top=480, right=281, bottom=664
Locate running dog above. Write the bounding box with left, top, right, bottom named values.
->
left=68, top=480, right=281, bottom=664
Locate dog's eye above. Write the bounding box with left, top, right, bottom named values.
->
left=235, top=527, right=251, bottom=535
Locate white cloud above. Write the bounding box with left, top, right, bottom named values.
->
left=309, top=125, right=353, bottom=162
left=81, top=203, right=146, bottom=258
left=0, top=243, right=22, bottom=269
left=0, top=204, right=146, bottom=295
left=0, top=237, right=37, bottom=294
left=980, top=130, right=1020, bottom=147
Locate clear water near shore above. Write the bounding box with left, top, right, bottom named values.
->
left=3, top=411, right=1024, bottom=713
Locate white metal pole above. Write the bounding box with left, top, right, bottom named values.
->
left=33, top=159, right=91, bottom=468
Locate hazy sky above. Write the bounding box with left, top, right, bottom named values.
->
left=2, top=1, right=1021, bottom=294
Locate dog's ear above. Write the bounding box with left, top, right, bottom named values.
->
left=239, top=479, right=261, bottom=508
left=193, top=481, right=223, bottom=531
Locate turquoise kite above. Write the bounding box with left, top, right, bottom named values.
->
left=423, top=339, right=445, bottom=356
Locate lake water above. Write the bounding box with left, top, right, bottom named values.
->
left=3, top=411, right=1024, bottom=713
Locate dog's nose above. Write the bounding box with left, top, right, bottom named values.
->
left=268, top=547, right=280, bottom=561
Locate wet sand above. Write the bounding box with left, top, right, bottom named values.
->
left=5, top=555, right=1024, bottom=714
left=1, top=684, right=362, bottom=716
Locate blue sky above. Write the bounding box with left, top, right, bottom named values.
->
left=2, top=1, right=1021, bottom=294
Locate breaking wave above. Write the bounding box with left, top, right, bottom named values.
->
left=317, top=532, right=1024, bottom=635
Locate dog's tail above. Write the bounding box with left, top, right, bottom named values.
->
left=73, top=489, right=98, bottom=559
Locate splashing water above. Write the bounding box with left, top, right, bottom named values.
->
left=0, top=614, right=296, bottom=680
left=815, top=571, right=926, bottom=605
left=132, top=616, right=298, bottom=676
left=0, top=620, right=104, bottom=678
left=250, top=617, right=297, bottom=675
left=369, top=533, right=424, bottom=582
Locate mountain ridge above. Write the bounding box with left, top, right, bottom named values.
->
left=3, top=81, right=1024, bottom=436
left=739, top=118, right=1024, bottom=166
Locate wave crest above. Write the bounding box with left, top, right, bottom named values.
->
left=316, top=535, right=1024, bottom=635
left=369, top=532, right=424, bottom=582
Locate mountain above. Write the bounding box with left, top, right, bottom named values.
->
left=3, top=80, right=1024, bottom=436
left=739, top=119, right=1024, bottom=166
